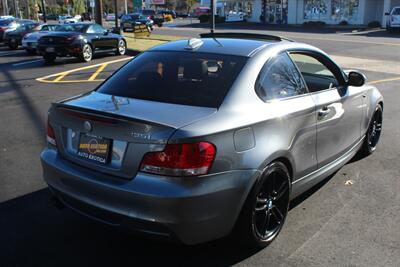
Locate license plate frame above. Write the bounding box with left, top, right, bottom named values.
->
left=77, top=134, right=111, bottom=165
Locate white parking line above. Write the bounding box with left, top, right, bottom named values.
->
left=12, top=59, right=43, bottom=67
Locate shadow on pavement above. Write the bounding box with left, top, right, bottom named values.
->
left=0, top=188, right=261, bottom=266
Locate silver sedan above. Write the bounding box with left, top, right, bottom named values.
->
left=41, top=33, right=383, bottom=247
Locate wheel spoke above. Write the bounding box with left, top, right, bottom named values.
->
left=274, top=180, right=288, bottom=200
left=261, top=210, right=272, bottom=234
left=255, top=197, right=268, bottom=211
left=271, top=205, right=284, bottom=224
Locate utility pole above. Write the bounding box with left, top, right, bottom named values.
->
left=124, top=0, right=127, bottom=14
left=14, top=0, right=19, bottom=18
left=210, top=0, right=215, bottom=33
left=2, top=0, right=8, bottom=16
left=41, top=0, right=46, bottom=22
left=114, top=0, right=118, bottom=30
left=26, top=0, right=30, bottom=19
left=95, top=0, right=103, bottom=25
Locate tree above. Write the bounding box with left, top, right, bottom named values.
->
left=72, top=0, right=85, bottom=15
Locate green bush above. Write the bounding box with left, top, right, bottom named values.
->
left=368, top=21, right=381, bottom=28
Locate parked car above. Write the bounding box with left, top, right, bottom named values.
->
left=4, top=22, right=40, bottom=49
left=105, top=13, right=115, bottom=21
left=1, top=19, right=34, bottom=42
left=140, top=9, right=164, bottom=27
left=386, top=6, right=400, bottom=32
left=41, top=32, right=383, bottom=247
left=0, top=18, right=17, bottom=42
left=120, top=13, right=154, bottom=32
left=22, top=24, right=57, bottom=54
left=37, top=23, right=126, bottom=63
left=58, top=15, right=80, bottom=24
left=158, top=10, right=177, bottom=19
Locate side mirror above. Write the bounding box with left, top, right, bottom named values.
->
left=103, top=29, right=109, bottom=35
left=385, top=12, right=390, bottom=16
left=347, top=71, right=366, bottom=87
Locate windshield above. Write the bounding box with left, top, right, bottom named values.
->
left=97, top=51, right=247, bottom=108
left=55, top=24, right=87, bottom=32
left=393, top=8, right=400, bottom=15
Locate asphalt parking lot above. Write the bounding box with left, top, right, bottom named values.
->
left=0, top=26, right=399, bottom=266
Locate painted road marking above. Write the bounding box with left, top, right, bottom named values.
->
left=88, top=63, right=108, bottom=81
left=12, top=59, right=43, bottom=67
left=36, top=57, right=133, bottom=83
left=369, top=77, right=400, bottom=85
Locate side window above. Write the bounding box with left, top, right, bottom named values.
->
left=94, top=24, right=105, bottom=33
left=87, top=25, right=94, bottom=33
left=255, top=52, right=307, bottom=101
left=289, top=53, right=339, bottom=93
left=40, top=25, right=48, bottom=31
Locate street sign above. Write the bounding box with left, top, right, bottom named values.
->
left=90, top=0, right=95, bottom=7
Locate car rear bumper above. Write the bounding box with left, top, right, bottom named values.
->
left=37, top=44, right=81, bottom=57
left=41, top=148, right=258, bottom=244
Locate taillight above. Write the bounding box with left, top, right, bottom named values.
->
left=47, top=119, right=56, bottom=146
left=140, top=142, right=216, bottom=177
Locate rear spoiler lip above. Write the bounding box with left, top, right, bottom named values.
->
left=53, top=102, right=170, bottom=129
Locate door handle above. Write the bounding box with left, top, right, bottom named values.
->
left=318, top=106, right=330, bottom=117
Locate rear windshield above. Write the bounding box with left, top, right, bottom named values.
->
left=55, top=24, right=87, bottom=32
left=97, top=51, right=247, bottom=108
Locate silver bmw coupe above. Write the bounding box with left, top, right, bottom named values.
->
left=41, top=33, right=383, bottom=247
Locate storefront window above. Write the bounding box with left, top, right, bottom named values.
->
left=304, top=0, right=328, bottom=20
left=331, top=0, right=359, bottom=22
left=220, top=1, right=253, bottom=20
left=266, top=0, right=288, bottom=24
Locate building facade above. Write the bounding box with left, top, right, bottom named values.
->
left=216, top=0, right=400, bottom=26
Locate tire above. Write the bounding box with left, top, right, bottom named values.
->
left=8, top=41, right=18, bottom=50
left=234, top=161, right=291, bottom=248
left=43, top=54, right=56, bottom=63
left=115, top=40, right=126, bottom=56
left=80, top=44, right=93, bottom=62
left=358, top=104, right=383, bottom=157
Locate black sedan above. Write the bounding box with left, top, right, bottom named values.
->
left=37, top=23, right=126, bottom=63
left=120, top=13, right=154, bottom=32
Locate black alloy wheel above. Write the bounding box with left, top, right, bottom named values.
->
left=236, top=161, right=290, bottom=248
left=359, top=105, right=383, bottom=156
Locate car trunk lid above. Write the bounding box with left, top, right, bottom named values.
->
left=49, top=92, right=216, bottom=179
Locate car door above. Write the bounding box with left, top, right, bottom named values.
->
left=289, top=52, right=364, bottom=168
left=255, top=52, right=318, bottom=179
left=95, top=24, right=116, bottom=50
